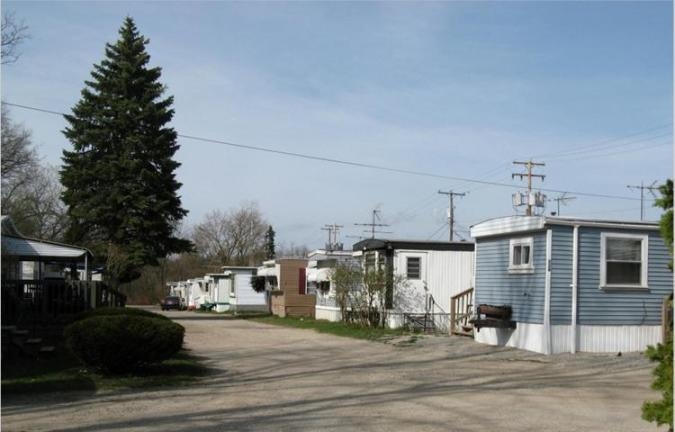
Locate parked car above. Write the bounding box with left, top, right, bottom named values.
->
left=161, top=296, right=181, bottom=311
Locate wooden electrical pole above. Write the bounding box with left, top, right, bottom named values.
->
left=438, top=190, right=466, bottom=241
left=512, top=160, right=546, bottom=216
left=321, top=223, right=343, bottom=250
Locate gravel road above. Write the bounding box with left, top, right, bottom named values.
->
left=1, top=308, right=665, bottom=432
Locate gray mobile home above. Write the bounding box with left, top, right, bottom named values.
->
left=470, top=215, right=672, bottom=354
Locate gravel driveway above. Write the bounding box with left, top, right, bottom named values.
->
left=2, top=308, right=665, bottom=432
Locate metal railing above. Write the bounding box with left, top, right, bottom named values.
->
left=403, top=312, right=451, bottom=333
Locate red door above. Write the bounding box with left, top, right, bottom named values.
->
left=298, top=268, right=306, bottom=295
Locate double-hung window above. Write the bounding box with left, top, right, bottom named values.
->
left=600, top=233, right=648, bottom=289
left=509, top=237, right=534, bottom=273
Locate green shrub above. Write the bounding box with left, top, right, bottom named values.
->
left=65, top=315, right=184, bottom=374
left=74, top=307, right=170, bottom=322
left=642, top=337, right=673, bottom=431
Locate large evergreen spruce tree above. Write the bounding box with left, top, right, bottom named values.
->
left=61, top=17, right=191, bottom=286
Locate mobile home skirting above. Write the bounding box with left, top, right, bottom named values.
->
left=474, top=323, right=661, bottom=354
left=315, top=305, right=341, bottom=322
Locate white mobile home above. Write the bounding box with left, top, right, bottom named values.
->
left=352, top=239, right=475, bottom=330
left=221, top=266, right=266, bottom=312
left=307, top=249, right=357, bottom=322
left=186, top=278, right=209, bottom=310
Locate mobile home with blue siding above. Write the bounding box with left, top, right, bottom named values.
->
left=470, top=216, right=671, bottom=354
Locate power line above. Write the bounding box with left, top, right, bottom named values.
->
left=530, top=123, right=672, bottom=160
left=426, top=223, right=448, bottom=241
left=1, top=100, right=646, bottom=202
left=467, top=124, right=672, bottom=192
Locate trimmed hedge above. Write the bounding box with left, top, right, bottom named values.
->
left=65, top=315, right=184, bottom=374
left=74, top=307, right=171, bottom=322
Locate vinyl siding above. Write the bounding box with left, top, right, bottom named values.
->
left=550, top=226, right=573, bottom=325
left=475, top=232, right=547, bottom=324
left=576, top=227, right=671, bottom=325
left=232, top=273, right=266, bottom=306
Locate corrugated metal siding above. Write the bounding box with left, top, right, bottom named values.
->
left=550, top=226, right=573, bottom=325
left=475, top=233, right=547, bottom=324
left=426, top=250, right=474, bottom=311
left=391, top=250, right=474, bottom=313
left=577, top=228, right=671, bottom=325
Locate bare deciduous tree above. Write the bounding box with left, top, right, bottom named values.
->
left=1, top=108, right=67, bottom=240
left=2, top=11, right=29, bottom=64
left=276, top=242, right=309, bottom=259
left=1, top=106, right=38, bottom=197
left=193, top=202, right=268, bottom=266
left=5, top=165, right=68, bottom=240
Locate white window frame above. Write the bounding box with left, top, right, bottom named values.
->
left=600, top=232, right=648, bottom=290
left=508, top=237, right=534, bottom=274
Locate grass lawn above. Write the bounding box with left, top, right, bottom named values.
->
left=1, top=344, right=209, bottom=395
left=192, top=310, right=272, bottom=319
left=249, top=315, right=415, bottom=342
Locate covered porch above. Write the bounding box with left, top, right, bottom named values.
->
left=1, top=216, right=126, bottom=326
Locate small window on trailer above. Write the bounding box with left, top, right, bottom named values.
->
left=600, top=232, right=648, bottom=289
left=406, top=257, right=421, bottom=279
left=508, top=237, right=534, bottom=273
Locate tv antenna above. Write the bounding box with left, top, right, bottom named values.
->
left=549, top=193, right=576, bottom=216
left=627, top=181, right=659, bottom=221
left=354, top=207, right=392, bottom=238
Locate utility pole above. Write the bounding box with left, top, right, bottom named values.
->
left=512, top=160, right=546, bottom=216
left=354, top=208, right=391, bottom=238
left=438, top=190, right=466, bottom=241
left=549, top=193, right=576, bottom=216
left=627, top=181, right=659, bottom=221
left=321, top=223, right=343, bottom=250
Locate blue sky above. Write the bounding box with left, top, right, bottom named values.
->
left=2, top=1, right=672, bottom=248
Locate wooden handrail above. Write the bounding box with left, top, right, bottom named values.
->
left=450, top=287, right=474, bottom=336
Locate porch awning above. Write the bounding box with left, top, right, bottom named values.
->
left=1, top=235, right=92, bottom=261
left=257, top=267, right=277, bottom=277
left=307, top=268, right=331, bottom=283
